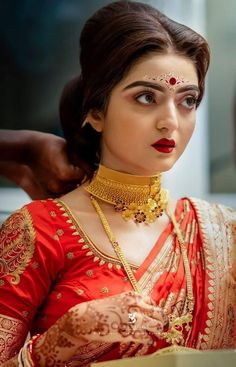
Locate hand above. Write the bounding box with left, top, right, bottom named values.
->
left=26, top=133, right=84, bottom=198
left=33, top=291, right=169, bottom=366
left=66, top=291, right=168, bottom=343
left=0, top=130, right=85, bottom=199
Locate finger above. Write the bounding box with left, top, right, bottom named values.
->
left=55, top=165, right=85, bottom=182
left=45, top=179, right=79, bottom=195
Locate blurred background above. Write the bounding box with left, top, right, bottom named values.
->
left=0, top=0, right=236, bottom=221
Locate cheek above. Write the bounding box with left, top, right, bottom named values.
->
left=182, top=117, right=196, bottom=141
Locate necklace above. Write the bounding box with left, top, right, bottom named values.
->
left=85, top=165, right=168, bottom=224
left=90, top=195, right=194, bottom=345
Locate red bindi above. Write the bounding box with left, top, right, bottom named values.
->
left=169, top=77, right=177, bottom=85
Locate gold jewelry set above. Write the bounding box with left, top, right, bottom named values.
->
left=85, top=164, right=194, bottom=345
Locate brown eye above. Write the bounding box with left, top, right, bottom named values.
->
left=181, top=96, right=197, bottom=109
left=136, top=93, right=155, bottom=105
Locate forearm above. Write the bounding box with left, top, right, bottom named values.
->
left=1, top=356, right=18, bottom=366
left=0, top=130, right=39, bottom=164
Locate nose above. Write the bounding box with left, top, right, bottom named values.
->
left=156, top=101, right=179, bottom=132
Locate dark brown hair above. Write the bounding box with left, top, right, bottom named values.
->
left=60, top=0, right=210, bottom=178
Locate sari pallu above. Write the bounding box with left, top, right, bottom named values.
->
left=0, top=197, right=235, bottom=365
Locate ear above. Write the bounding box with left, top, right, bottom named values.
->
left=86, top=109, right=104, bottom=133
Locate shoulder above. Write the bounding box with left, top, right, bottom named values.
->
left=184, top=197, right=236, bottom=248
left=0, top=199, right=66, bottom=281
left=186, top=197, right=236, bottom=222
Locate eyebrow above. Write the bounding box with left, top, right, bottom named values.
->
left=123, top=80, right=200, bottom=94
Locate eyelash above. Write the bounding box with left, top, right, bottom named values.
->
left=134, top=90, right=155, bottom=104
left=134, top=91, right=198, bottom=110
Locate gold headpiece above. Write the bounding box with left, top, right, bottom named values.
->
left=84, top=165, right=168, bottom=224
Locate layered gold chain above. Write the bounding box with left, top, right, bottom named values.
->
left=85, top=165, right=168, bottom=224
left=90, top=195, right=194, bottom=345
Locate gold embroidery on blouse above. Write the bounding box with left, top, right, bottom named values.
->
left=57, top=229, right=64, bottom=236
left=55, top=200, right=139, bottom=270
left=76, top=288, right=84, bottom=295
left=66, top=252, right=74, bottom=259
left=0, top=313, right=27, bottom=363
left=190, top=198, right=236, bottom=349
left=86, top=270, right=93, bottom=277
left=101, top=287, right=109, bottom=294
left=0, top=208, right=35, bottom=285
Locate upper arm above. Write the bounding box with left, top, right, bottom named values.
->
left=0, top=203, right=64, bottom=362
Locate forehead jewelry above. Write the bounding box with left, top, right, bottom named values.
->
left=144, top=72, right=189, bottom=90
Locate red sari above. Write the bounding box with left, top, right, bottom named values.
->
left=0, top=197, right=235, bottom=365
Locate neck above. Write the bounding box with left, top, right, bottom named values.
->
left=84, top=164, right=168, bottom=224
left=94, top=164, right=161, bottom=185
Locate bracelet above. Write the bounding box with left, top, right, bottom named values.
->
left=18, top=334, right=41, bottom=367
left=17, top=347, right=24, bottom=367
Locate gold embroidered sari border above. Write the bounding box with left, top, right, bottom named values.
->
left=189, top=197, right=234, bottom=349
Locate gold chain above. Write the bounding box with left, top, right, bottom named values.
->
left=90, top=195, right=194, bottom=345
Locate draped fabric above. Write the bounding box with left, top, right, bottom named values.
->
left=0, top=197, right=235, bottom=365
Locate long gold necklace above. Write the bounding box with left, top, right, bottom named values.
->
left=85, top=165, right=168, bottom=224
left=90, top=195, right=194, bottom=345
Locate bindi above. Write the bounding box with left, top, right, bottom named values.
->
left=143, top=72, right=189, bottom=90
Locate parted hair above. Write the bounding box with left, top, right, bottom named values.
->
left=60, top=0, right=210, bottom=178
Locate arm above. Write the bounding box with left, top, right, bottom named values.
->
left=3, top=291, right=166, bottom=367
left=0, top=130, right=84, bottom=198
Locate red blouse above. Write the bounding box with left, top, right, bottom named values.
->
left=0, top=197, right=235, bottom=365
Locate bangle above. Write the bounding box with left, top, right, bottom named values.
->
left=26, top=334, right=41, bottom=366
left=18, top=334, right=41, bottom=367
left=17, top=347, right=24, bottom=367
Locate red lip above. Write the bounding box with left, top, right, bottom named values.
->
left=151, top=138, right=176, bottom=153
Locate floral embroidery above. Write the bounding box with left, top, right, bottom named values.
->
left=101, top=287, right=109, bottom=294
left=0, top=208, right=35, bottom=285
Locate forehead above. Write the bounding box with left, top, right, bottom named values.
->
left=120, top=53, right=198, bottom=86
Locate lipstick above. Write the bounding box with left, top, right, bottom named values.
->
left=151, top=138, right=176, bottom=153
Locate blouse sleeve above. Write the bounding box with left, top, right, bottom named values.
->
left=0, top=201, right=65, bottom=363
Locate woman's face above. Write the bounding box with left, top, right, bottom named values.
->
left=89, top=53, right=199, bottom=175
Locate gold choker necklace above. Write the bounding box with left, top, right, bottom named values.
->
left=85, top=165, right=168, bottom=224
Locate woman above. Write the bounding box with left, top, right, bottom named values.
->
left=0, top=1, right=235, bottom=366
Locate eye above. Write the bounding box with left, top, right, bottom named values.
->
left=181, top=96, right=198, bottom=109
left=135, top=92, right=155, bottom=105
